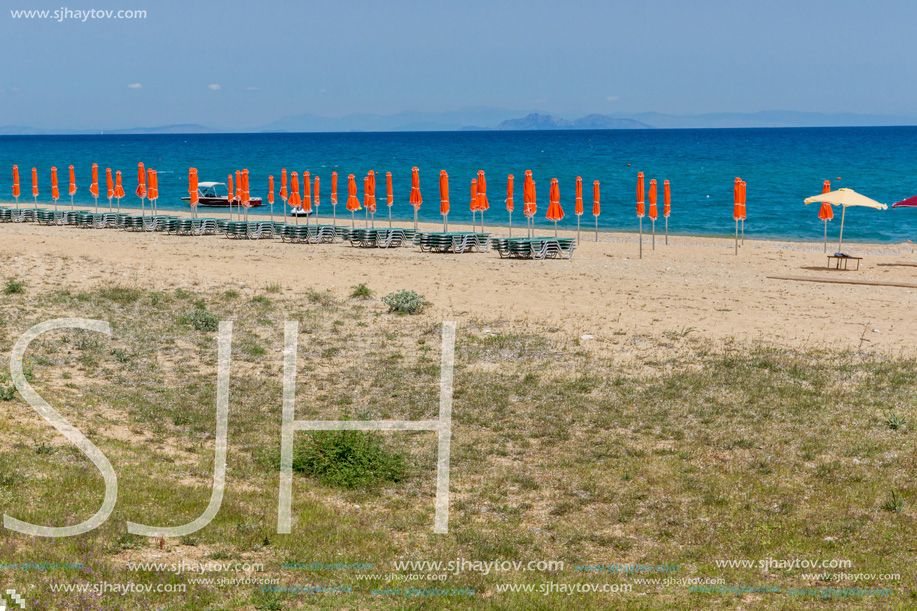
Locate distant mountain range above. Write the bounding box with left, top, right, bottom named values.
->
left=1, top=109, right=915, bottom=135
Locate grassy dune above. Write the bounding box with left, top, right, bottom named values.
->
left=0, top=278, right=914, bottom=610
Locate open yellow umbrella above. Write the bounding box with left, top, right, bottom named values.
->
left=804, top=188, right=886, bottom=253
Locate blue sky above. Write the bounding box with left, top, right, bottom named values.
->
left=2, top=0, right=915, bottom=129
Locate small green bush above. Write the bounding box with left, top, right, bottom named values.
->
left=350, top=283, right=373, bottom=299
left=181, top=309, right=219, bottom=332
left=381, top=290, right=429, bottom=315
left=293, top=430, right=407, bottom=489
left=3, top=278, right=25, bottom=295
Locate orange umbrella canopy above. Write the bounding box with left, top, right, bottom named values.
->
left=288, top=172, right=301, bottom=207
left=302, top=171, right=312, bottom=212
left=470, top=178, right=477, bottom=211
left=68, top=165, right=77, bottom=196
left=90, top=164, right=99, bottom=198
left=267, top=175, right=274, bottom=205
left=114, top=171, right=125, bottom=198
left=523, top=170, right=536, bottom=217
left=593, top=180, right=600, bottom=216
left=106, top=168, right=114, bottom=199
left=51, top=167, right=60, bottom=200
left=150, top=169, right=159, bottom=200
left=648, top=179, right=658, bottom=220
left=227, top=174, right=234, bottom=202
left=189, top=168, right=199, bottom=206
left=739, top=181, right=747, bottom=220
left=506, top=174, right=514, bottom=212
left=636, top=172, right=645, bottom=217
left=476, top=170, right=489, bottom=211
left=12, top=165, right=20, bottom=198
left=663, top=180, right=671, bottom=218
left=575, top=176, right=583, bottom=216
left=367, top=170, right=376, bottom=213
left=386, top=172, right=393, bottom=207
left=410, top=167, right=422, bottom=209
left=346, top=174, right=360, bottom=211
left=439, top=170, right=449, bottom=215
left=147, top=168, right=155, bottom=200
left=733, top=177, right=746, bottom=220
left=280, top=168, right=288, bottom=201
left=331, top=171, right=338, bottom=203
left=364, top=176, right=370, bottom=211
left=31, top=167, right=38, bottom=197
left=546, top=178, right=564, bottom=221
left=818, top=180, right=834, bottom=221
left=235, top=170, right=242, bottom=201
left=241, top=169, right=250, bottom=206
left=136, top=162, right=146, bottom=198
left=314, top=176, right=320, bottom=207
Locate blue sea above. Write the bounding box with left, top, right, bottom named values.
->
left=2, top=127, right=916, bottom=242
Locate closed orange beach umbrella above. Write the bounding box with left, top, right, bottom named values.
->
left=12, top=165, right=20, bottom=206
left=241, top=169, right=250, bottom=207
left=546, top=178, right=563, bottom=237
left=31, top=167, right=39, bottom=200
left=90, top=164, right=99, bottom=212
left=574, top=176, right=583, bottom=242
left=280, top=168, right=288, bottom=202
left=106, top=168, right=113, bottom=201
left=386, top=171, right=393, bottom=226
left=663, top=179, right=671, bottom=245
left=366, top=171, right=376, bottom=225
left=235, top=170, right=242, bottom=202
left=189, top=168, right=199, bottom=216
left=364, top=176, right=370, bottom=226
left=51, top=166, right=60, bottom=208
left=470, top=178, right=477, bottom=223
left=732, top=177, right=743, bottom=254
left=648, top=179, right=658, bottom=249
left=68, top=165, right=77, bottom=210
left=523, top=170, right=536, bottom=237
left=227, top=173, right=234, bottom=204
left=506, top=174, right=514, bottom=237
left=288, top=171, right=301, bottom=209
left=301, top=171, right=312, bottom=221
left=346, top=173, right=360, bottom=227
left=331, top=171, right=338, bottom=223
left=314, top=176, right=320, bottom=221
left=593, top=180, right=600, bottom=242
left=409, top=166, right=421, bottom=230
left=439, top=170, right=449, bottom=231
left=114, top=171, right=124, bottom=198
left=137, top=162, right=146, bottom=199
left=636, top=172, right=645, bottom=258
left=267, top=174, right=275, bottom=221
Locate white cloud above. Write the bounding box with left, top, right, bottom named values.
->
left=127, top=83, right=142, bottom=89
left=605, top=96, right=619, bottom=102
left=319, top=88, right=327, bottom=93
left=208, top=84, right=221, bottom=90
left=246, top=86, right=259, bottom=91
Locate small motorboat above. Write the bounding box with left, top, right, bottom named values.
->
left=181, top=182, right=262, bottom=208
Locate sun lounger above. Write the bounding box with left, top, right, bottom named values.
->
left=415, top=231, right=492, bottom=253
left=492, top=237, right=576, bottom=260
left=347, top=227, right=415, bottom=248
left=223, top=220, right=276, bottom=239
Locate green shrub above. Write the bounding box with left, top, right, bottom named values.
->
left=181, top=309, right=219, bottom=332
left=381, top=290, right=429, bottom=315
left=3, top=278, right=25, bottom=295
left=293, top=430, right=407, bottom=489
left=350, top=283, right=373, bottom=299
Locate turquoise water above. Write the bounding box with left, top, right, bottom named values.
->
left=2, top=127, right=916, bottom=242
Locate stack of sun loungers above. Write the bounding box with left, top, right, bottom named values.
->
left=278, top=224, right=341, bottom=244
left=347, top=227, right=415, bottom=248
left=75, top=211, right=119, bottom=229
left=35, top=209, right=78, bottom=226
left=415, top=231, right=492, bottom=253
left=162, top=217, right=220, bottom=236
left=492, top=237, right=576, bottom=260
left=223, top=220, right=276, bottom=240
left=2, top=207, right=37, bottom=223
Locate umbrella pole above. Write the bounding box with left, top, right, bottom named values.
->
left=639, top=217, right=643, bottom=259
left=482, top=211, right=485, bottom=234
left=94, top=197, right=98, bottom=214
left=389, top=206, right=392, bottom=227
left=270, top=203, right=274, bottom=224
left=413, top=209, right=417, bottom=232
left=351, top=211, right=355, bottom=229
left=509, top=211, right=512, bottom=238
left=665, top=217, right=668, bottom=245
left=554, top=220, right=558, bottom=238
left=735, top=220, right=738, bottom=255
left=838, top=206, right=846, bottom=253
left=595, top=216, right=598, bottom=242
left=652, top=219, right=655, bottom=250
left=577, top=215, right=580, bottom=243
left=333, top=204, right=336, bottom=226
left=364, top=207, right=368, bottom=228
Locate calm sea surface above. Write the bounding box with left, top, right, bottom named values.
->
left=2, top=127, right=916, bottom=241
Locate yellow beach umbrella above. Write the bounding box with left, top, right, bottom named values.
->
left=803, top=188, right=886, bottom=252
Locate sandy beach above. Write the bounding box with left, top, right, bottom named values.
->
left=3, top=204, right=916, bottom=355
